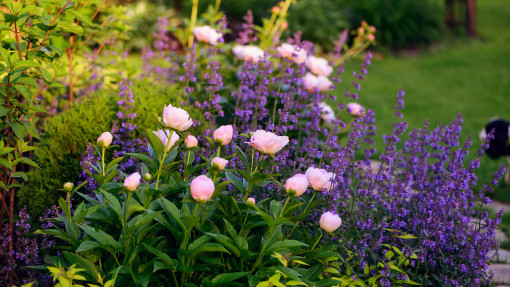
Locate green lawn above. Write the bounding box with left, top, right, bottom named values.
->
left=335, top=0, right=510, bottom=202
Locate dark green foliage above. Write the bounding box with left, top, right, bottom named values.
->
left=19, top=81, right=188, bottom=215
left=182, top=0, right=274, bottom=23
left=39, top=130, right=419, bottom=286
left=344, top=0, right=444, bottom=48
left=19, top=94, right=116, bottom=217
left=286, top=0, right=348, bottom=51
left=184, top=0, right=348, bottom=50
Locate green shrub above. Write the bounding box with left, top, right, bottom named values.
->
left=182, top=0, right=274, bottom=23
left=344, top=0, right=444, bottom=49
left=19, top=81, right=189, bottom=216
left=286, top=0, right=348, bottom=51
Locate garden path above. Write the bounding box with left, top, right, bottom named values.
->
left=488, top=200, right=510, bottom=285
left=491, top=201, right=510, bottom=213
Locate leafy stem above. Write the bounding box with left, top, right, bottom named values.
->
left=101, top=147, right=106, bottom=177
left=279, top=196, right=290, bottom=217
left=188, top=0, right=199, bottom=49
left=155, top=130, right=174, bottom=190
left=311, top=232, right=323, bottom=250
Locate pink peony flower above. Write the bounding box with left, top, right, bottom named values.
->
left=285, top=174, right=309, bottom=196
left=319, top=102, right=335, bottom=124
left=346, top=102, right=365, bottom=117
left=232, top=45, right=265, bottom=63
left=305, top=167, right=334, bottom=191
left=320, top=212, right=342, bottom=233
left=305, top=56, right=333, bottom=76
left=153, top=130, right=180, bottom=151
left=316, top=76, right=333, bottom=91
left=190, top=175, right=215, bottom=202
left=302, top=73, right=332, bottom=92
left=124, top=172, right=141, bottom=192
left=185, top=135, right=198, bottom=149
left=213, top=125, right=234, bottom=145
left=277, top=43, right=307, bottom=64
left=97, top=132, right=113, bottom=147
left=193, top=25, right=222, bottom=46
left=247, top=130, right=289, bottom=155
left=162, top=104, right=193, bottom=131
left=212, top=157, right=229, bottom=171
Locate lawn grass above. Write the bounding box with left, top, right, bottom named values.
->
left=333, top=0, right=510, bottom=202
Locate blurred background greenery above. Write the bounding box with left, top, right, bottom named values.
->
left=120, top=0, right=509, bottom=201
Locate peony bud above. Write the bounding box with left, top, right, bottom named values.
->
left=193, top=25, right=222, bottom=46
left=97, top=132, right=113, bottom=148
left=285, top=174, right=309, bottom=197
left=213, top=125, right=234, bottom=146
left=320, top=212, right=342, bottom=233
left=190, top=175, right=215, bottom=202
left=144, top=173, right=152, bottom=181
left=246, top=197, right=256, bottom=205
left=272, top=6, right=281, bottom=14
left=153, top=130, right=180, bottom=151
left=124, top=172, right=141, bottom=192
left=281, top=22, right=288, bottom=30
left=185, top=135, right=198, bottom=149
left=212, top=157, right=228, bottom=171
left=162, top=104, right=193, bottom=131
left=367, top=34, right=375, bottom=42
left=305, top=167, right=334, bottom=191
left=247, top=130, right=289, bottom=155
left=305, top=56, right=333, bottom=77
left=63, top=182, right=74, bottom=192
left=346, top=102, right=365, bottom=117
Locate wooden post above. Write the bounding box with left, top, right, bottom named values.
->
left=466, top=0, right=477, bottom=38
left=445, top=0, right=455, bottom=32
left=175, top=0, right=182, bottom=12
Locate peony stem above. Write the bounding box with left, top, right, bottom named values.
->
left=67, top=192, right=77, bottom=238
left=123, top=192, right=132, bottom=256
left=287, top=191, right=318, bottom=238
left=101, top=147, right=106, bottom=177
left=311, top=232, right=323, bottom=250
left=193, top=202, right=201, bottom=218
left=303, top=191, right=318, bottom=214
left=279, top=196, right=290, bottom=217
left=155, top=130, right=174, bottom=190
left=214, top=0, right=221, bottom=14
left=250, top=147, right=255, bottom=174
left=188, top=0, right=199, bottom=49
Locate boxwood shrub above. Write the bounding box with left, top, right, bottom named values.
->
left=19, top=80, right=190, bottom=215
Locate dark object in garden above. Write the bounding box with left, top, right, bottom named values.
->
left=445, top=0, right=477, bottom=38
left=480, top=117, right=510, bottom=183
